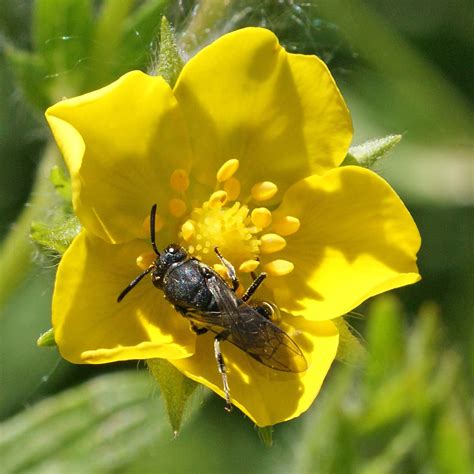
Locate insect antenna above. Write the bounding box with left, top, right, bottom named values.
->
left=150, top=203, right=160, bottom=256
left=117, top=265, right=154, bottom=303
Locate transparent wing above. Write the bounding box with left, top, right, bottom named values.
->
left=203, top=271, right=307, bottom=373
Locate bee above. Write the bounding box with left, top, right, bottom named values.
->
left=118, top=205, right=307, bottom=410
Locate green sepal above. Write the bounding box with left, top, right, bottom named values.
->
left=50, top=166, right=72, bottom=204
left=333, top=317, right=366, bottom=364
left=37, top=328, right=57, bottom=347
left=154, top=16, right=184, bottom=87
left=31, top=215, right=81, bottom=255
left=257, top=425, right=273, bottom=447
left=147, top=358, right=198, bottom=435
left=342, top=134, right=402, bottom=168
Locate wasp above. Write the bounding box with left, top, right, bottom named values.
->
left=118, top=205, right=307, bottom=411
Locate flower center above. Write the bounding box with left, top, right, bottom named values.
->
left=139, top=159, right=301, bottom=279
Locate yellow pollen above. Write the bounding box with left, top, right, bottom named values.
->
left=264, top=259, right=294, bottom=276
left=223, top=177, right=241, bottom=201
left=216, top=159, right=240, bottom=182
left=251, top=207, right=272, bottom=229
left=251, top=181, right=278, bottom=201
left=170, top=169, right=190, bottom=192
left=136, top=252, right=155, bottom=271
left=169, top=198, right=187, bottom=217
left=182, top=201, right=259, bottom=265
left=239, top=259, right=260, bottom=273
left=259, top=233, right=287, bottom=254
left=273, top=215, right=300, bottom=236
left=181, top=220, right=195, bottom=241
left=208, top=190, right=228, bottom=209
left=142, top=213, right=163, bottom=234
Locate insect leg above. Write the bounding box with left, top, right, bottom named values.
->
left=242, top=272, right=267, bottom=302
left=214, top=247, right=239, bottom=291
left=190, top=322, right=208, bottom=335
left=214, top=331, right=232, bottom=412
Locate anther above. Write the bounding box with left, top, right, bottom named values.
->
left=181, top=220, right=195, bottom=241
left=136, top=252, right=155, bottom=271
left=213, top=264, right=228, bottom=279
left=273, top=216, right=300, bottom=236
left=170, top=169, right=190, bottom=192
left=216, top=159, right=239, bottom=182
left=169, top=198, right=187, bottom=217
left=239, top=259, right=260, bottom=273
left=209, top=190, right=228, bottom=209
left=259, top=233, right=287, bottom=254
left=251, top=208, right=272, bottom=229
left=264, top=259, right=294, bottom=276
left=251, top=181, right=278, bottom=201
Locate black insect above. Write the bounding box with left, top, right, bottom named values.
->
left=118, top=204, right=307, bottom=410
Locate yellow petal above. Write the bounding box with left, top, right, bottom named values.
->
left=46, top=71, right=194, bottom=244
left=174, top=28, right=352, bottom=196
left=52, top=230, right=196, bottom=364
left=267, top=166, right=421, bottom=320
left=171, top=315, right=339, bottom=426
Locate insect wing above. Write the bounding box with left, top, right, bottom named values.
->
left=204, top=271, right=307, bottom=373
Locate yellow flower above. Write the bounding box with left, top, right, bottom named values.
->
left=45, top=28, right=421, bottom=427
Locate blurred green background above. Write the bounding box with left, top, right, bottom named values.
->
left=0, top=1, right=472, bottom=472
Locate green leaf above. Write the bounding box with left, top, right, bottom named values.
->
left=342, top=134, right=402, bottom=168
left=0, top=371, right=171, bottom=473
left=37, top=328, right=56, bottom=347
left=147, top=359, right=198, bottom=435
left=4, top=46, right=50, bottom=112
left=365, top=295, right=404, bottom=386
left=154, top=16, right=184, bottom=86
left=33, top=0, right=95, bottom=100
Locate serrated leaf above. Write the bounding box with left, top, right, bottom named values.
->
left=154, top=16, right=184, bottom=86
left=342, top=134, right=402, bottom=168
left=0, top=371, right=170, bottom=473
left=147, top=358, right=198, bottom=435
left=31, top=214, right=81, bottom=255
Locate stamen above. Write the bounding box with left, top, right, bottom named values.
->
left=259, top=233, right=287, bottom=254
left=251, top=181, right=278, bottom=201
left=181, top=220, right=195, bottom=241
left=264, top=259, right=294, bottom=276
left=273, top=215, right=300, bottom=236
left=169, top=198, right=187, bottom=217
left=136, top=252, right=155, bottom=271
left=223, top=177, right=241, bottom=201
left=209, top=190, right=228, bottom=209
left=239, top=259, right=260, bottom=273
left=251, top=207, right=272, bottom=229
left=216, top=159, right=240, bottom=183
left=170, top=169, right=190, bottom=192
